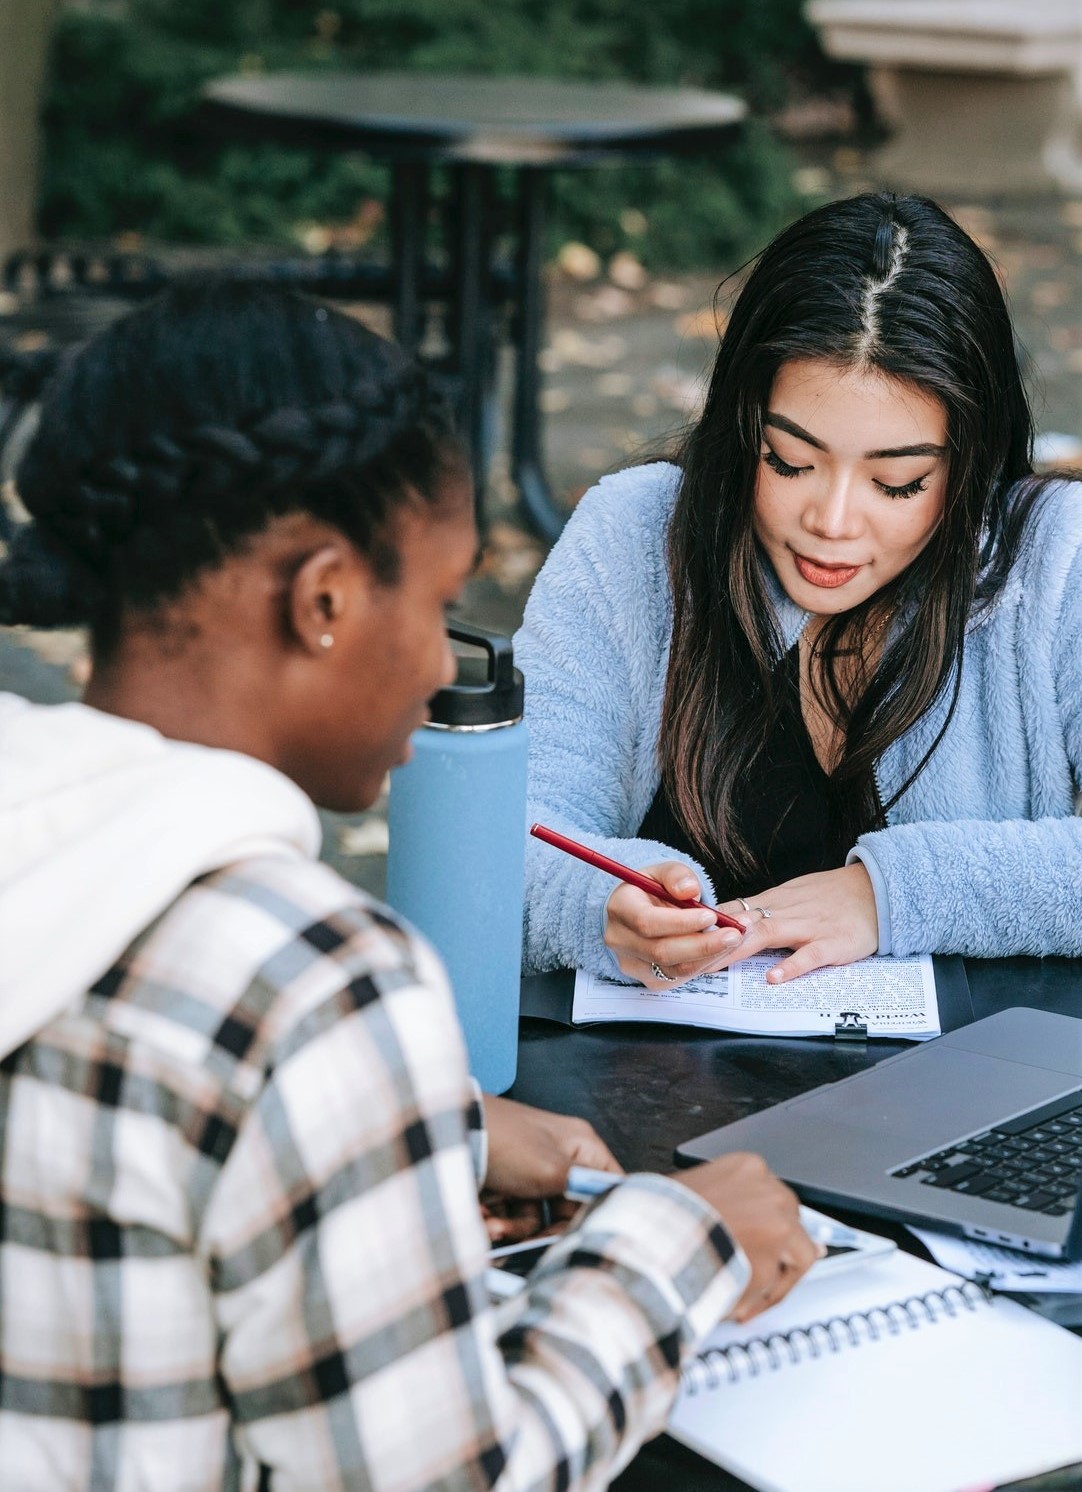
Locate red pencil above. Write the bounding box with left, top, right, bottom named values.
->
left=529, top=823, right=745, bottom=933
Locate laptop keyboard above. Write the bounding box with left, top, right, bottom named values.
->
left=889, top=1088, right=1082, bottom=1216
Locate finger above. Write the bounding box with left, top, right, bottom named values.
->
left=494, top=1196, right=560, bottom=1240
left=731, top=1238, right=811, bottom=1322
left=484, top=1212, right=522, bottom=1243
left=556, top=1117, right=623, bottom=1175
left=716, top=888, right=789, bottom=923
left=756, top=1263, right=798, bottom=1316
left=756, top=1246, right=820, bottom=1316
left=716, top=895, right=757, bottom=924
left=620, top=925, right=744, bottom=969
left=612, top=896, right=721, bottom=943
left=695, top=920, right=785, bottom=971
left=568, top=1133, right=624, bottom=1174
left=662, top=929, right=767, bottom=976
left=731, top=1268, right=780, bottom=1323
left=636, top=953, right=730, bottom=990
left=786, top=1221, right=824, bottom=1283
left=650, top=861, right=704, bottom=901
left=764, top=941, right=839, bottom=984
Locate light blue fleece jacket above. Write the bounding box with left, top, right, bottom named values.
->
left=515, top=462, right=1082, bottom=975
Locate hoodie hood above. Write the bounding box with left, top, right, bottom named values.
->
left=0, top=692, right=322, bottom=1060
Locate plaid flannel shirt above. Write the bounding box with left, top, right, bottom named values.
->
left=0, top=855, right=748, bottom=1490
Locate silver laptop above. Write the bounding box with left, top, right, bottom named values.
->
left=676, top=1008, right=1082, bottom=1261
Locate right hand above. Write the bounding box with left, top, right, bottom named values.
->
left=482, top=1094, right=622, bottom=1202
left=675, top=1153, right=821, bottom=1322
left=604, top=861, right=746, bottom=987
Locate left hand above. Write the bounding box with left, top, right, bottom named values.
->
left=480, top=1095, right=623, bottom=1245
left=697, top=863, right=879, bottom=985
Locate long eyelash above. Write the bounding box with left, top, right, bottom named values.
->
left=762, top=443, right=928, bottom=499
left=877, top=477, right=929, bottom=500
left=762, top=447, right=806, bottom=479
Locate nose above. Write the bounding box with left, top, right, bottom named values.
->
left=802, top=468, right=864, bottom=542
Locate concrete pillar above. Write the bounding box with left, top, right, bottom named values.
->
left=808, top=1, right=1082, bottom=195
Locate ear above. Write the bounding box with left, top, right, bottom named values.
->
left=285, top=542, right=374, bottom=656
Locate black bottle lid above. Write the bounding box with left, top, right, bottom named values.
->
left=428, top=623, right=525, bottom=728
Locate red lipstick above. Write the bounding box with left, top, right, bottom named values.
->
left=793, top=553, right=861, bottom=589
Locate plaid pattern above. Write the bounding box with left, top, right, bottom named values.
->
left=0, top=856, right=747, bottom=1490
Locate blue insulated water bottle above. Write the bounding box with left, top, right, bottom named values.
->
left=386, top=624, right=527, bottom=1093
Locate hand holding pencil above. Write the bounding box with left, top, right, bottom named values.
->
left=531, top=823, right=881, bottom=989
left=530, top=824, right=745, bottom=931
left=530, top=822, right=747, bottom=989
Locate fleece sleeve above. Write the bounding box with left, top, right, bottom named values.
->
left=515, top=471, right=717, bottom=976
left=850, top=535, right=1082, bottom=958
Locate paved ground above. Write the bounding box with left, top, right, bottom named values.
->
left=3, top=147, right=1080, bottom=897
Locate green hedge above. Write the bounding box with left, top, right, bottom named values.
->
left=39, top=0, right=850, bottom=268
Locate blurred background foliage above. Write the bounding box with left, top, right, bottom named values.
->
left=41, top=0, right=861, bottom=268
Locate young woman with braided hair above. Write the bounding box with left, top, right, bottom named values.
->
left=0, top=283, right=816, bottom=1490
left=518, top=192, right=1082, bottom=988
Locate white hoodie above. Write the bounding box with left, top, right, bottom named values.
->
left=0, top=692, right=321, bottom=1061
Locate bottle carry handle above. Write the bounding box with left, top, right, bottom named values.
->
left=447, top=622, right=516, bottom=696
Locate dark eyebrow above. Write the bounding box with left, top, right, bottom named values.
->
left=764, top=412, right=946, bottom=463
left=764, top=412, right=826, bottom=451
left=864, top=442, right=947, bottom=460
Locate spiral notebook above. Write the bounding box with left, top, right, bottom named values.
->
left=669, top=1250, right=1082, bottom=1492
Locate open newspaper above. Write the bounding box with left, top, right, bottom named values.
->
left=572, top=953, right=940, bottom=1039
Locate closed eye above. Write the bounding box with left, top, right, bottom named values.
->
left=762, top=446, right=811, bottom=479
left=875, top=475, right=931, bottom=499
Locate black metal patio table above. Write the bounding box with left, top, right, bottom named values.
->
left=512, top=955, right=1082, bottom=1491
left=200, top=72, right=746, bottom=541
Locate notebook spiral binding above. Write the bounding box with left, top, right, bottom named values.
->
left=682, top=1280, right=990, bottom=1394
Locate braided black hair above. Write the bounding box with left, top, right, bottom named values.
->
left=0, top=281, right=464, bottom=657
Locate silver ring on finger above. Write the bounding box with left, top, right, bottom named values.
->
left=752, top=905, right=772, bottom=920
left=650, top=961, right=678, bottom=983
left=737, top=896, right=751, bottom=912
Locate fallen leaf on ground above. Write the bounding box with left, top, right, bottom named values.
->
left=608, top=252, right=647, bottom=291
left=556, top=242, right=602, bottom=282
left=648, top=281, right=687, bottom=310
left=676, top=306, right=726, bottom=341
left=597, top=373, right=633, bottom=397
left=574, top=287, right=635, bottom=322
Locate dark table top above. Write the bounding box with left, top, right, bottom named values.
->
left=512, top=956, right=1082, bottom=1173
left=510, top=956, right=1082, bottom=1492
left=201, top=72, right=747, bottom=165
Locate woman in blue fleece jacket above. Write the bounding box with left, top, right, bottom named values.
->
left=516, top=193, right=1081, bottom=987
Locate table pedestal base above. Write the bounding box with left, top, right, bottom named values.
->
left=388, top=163, right=565, bottom=540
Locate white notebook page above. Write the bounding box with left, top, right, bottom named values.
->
left=669, top=1250, right=1082, bottom=1492
left=573, top=953, right=940, bottom=1038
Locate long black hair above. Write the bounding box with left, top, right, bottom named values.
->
left=0, top=281, right=464, bottom=659
left=661, top=192, right=1040, bottom=879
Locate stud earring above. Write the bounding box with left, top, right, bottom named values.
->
left=319, top=633, right=334, bottom=649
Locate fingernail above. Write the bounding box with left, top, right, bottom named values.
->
left=766, top=969, right=782, bottom=984
left=675, top=880, right=697, bottom=897
left=719, top=930, right=742, bottom=949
